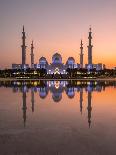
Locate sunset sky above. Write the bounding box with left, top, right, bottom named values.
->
left=1, top=0, right=116, bottom=69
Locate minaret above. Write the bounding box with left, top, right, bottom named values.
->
left=87, top=27, right=93, bottom=64
left=30, top=40, right=34, bottom=68
left=21, top=26, right=26, bottom=67
left=80, top=40, right=84, bottom=68
left=87, top=91, right=92, bottom=128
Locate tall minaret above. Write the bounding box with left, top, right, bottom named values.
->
left=87, top=91, right=92, bottom=128
left=87, top=27, right=93, bottom=64
left=80, top=40, right=84, bottom=68
left=21, top=26, right=26, bottom=66
left=30, top=40, right=34, bottom=68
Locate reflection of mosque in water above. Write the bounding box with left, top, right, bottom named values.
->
left=9, top=80, right=110, bottom=128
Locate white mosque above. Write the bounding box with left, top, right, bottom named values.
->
left=34, top=53, right=80, bottom=74
left=12, top=26, right=104, bottom=72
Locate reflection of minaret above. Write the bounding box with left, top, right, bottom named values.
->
left=30, top=40, right=34, bottom=68
left=80, top=89, right=83, bottom=114
left=87, top=27, right=93, bottom=64
left=87, top=92, right=92, bottom=128
left=22, top=90, right=27, bottom=127
left=31, top=89, right=35, bottom=112
left=80, top=40, right=84, bottom=68
left=21, top=26, right=27, bottom=66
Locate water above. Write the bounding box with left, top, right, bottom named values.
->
left=0, top=80, right=116, bottom=155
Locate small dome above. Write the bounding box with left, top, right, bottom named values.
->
left=39, top=56, right=46, bottom=61
left=66, top=57, right=75, bottom=64
left=68, top=57, right=75, bottom=61
left=39, top=57, right=48, bottom=64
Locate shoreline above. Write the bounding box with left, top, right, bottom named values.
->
left=0, top=77, right=116, bottom=81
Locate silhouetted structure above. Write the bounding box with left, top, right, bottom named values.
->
left=22, top=26, right=27, bottom=67
left=87, top=27, right=93, bottom=64
left=80, top=40, right=84, bottom=68
left=30, top=40, right=34, bottom=68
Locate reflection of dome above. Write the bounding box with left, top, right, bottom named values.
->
left=39, top=57, right=48, bottom=64
left=52, top=93, right=62, bottom=102
left=39, top=88, right=48, bottom=99
left=52, top=53, right=62, bottom=64
left=66, top=88, right=75, bottom=98
left=66, top=57, right=75, bottom=64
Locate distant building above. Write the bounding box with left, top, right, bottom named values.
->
left=12, top=64, right=22, bottom=70
left=85, top=63, right=104, bottom=71
left=11, top=26, right=107, bottom=73
left=93, top=63, right=103, bottom=71
left=85, top=64, right=93, bottom=70
left=12, top=64, right=29, bottom=70
left=34, top=64, right=40, bottom=69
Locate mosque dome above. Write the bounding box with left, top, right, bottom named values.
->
left=39, top=57, right=48, bottom=64
left=66, top=57, right=75, bottom=65
left=52, top=53, right=62, bottom=64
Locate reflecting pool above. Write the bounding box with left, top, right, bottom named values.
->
left=0, top=80, right=116, bottom=155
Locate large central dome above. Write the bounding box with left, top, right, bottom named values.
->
left=52, top=53, right=62, bottom=64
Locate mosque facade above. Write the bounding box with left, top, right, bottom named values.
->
left=34, top=53, right=80, bottom=74
left=12, top=26, right=104, bottom=72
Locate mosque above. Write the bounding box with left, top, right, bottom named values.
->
left=34, top=53, right=80, bottom=74
left=12, top=26, right=104, bottom=72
